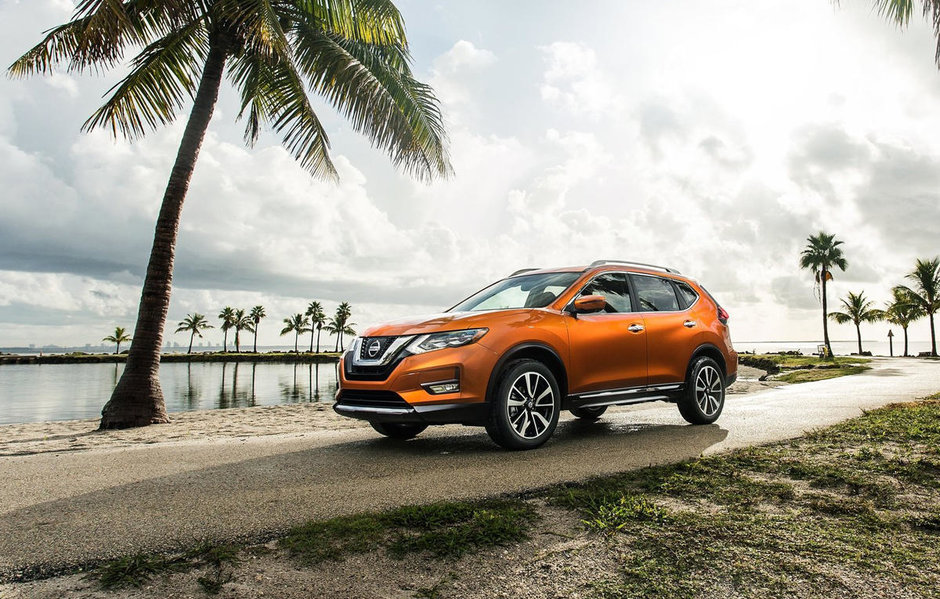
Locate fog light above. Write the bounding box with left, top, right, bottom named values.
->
left=424, top=380, right=460, bottom=394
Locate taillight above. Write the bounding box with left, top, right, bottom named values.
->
left=717, top=306, right=729, bottom=324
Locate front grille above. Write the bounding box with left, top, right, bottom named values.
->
left=359, top=337, right=395, bottom=361
left=337, top=389, right=410, bottom=410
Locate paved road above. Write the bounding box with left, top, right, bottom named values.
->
left=1, top=358, right=937, bottom=579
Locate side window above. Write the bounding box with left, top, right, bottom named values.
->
left=674, top=281, right=699, bottom=310
left=631, top=275, right=679, bottom=312
left=579, top=273, right=633, bottom=313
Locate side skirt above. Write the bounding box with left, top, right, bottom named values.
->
left=564, top=383, right=685, bottom=410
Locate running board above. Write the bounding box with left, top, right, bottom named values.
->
left=566, top=383, right=684, bottom=410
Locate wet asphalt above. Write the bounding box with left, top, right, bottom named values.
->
left=0, top=357, right=937, bottom=580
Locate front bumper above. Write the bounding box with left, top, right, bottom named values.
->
left=334, top=342, right=499, bottom=426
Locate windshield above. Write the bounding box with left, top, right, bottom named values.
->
left=450, top=272, right=581, bottom=312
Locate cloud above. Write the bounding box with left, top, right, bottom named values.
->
left=539, top=42, right=619, bottom=117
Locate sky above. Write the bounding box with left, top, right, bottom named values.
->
left=0, top=0, right=939, bottom=348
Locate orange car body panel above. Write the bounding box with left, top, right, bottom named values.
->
left=337, top=264, right=737, bottom=418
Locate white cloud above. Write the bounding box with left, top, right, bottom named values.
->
left=539, top=41, right=619, bottom=117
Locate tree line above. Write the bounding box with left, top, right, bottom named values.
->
left=173, top=302, right=356, bottom=354
left=800, top=232, right=938, bottom=357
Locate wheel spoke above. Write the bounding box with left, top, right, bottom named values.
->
left=506, top=370, right=557, bottom=439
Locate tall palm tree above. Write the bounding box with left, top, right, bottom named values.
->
left=323, top=316, right=341, bottom=352
left=884, top=287, right=925, bottom=357
left=11, top=1, right=450, bottom=429
left=895, top=257, right=940, bottom=356
left=306, top=301, right=326, bottom=352
left=232, top=308, right=255, bottom=353
left=175, top=312, right=213, bottom=354
left=799, top=232, right=848, bottom=357
left=250, top=305, right=266, bottom=353
left=829, top=291, right=884, bottom=355
left=280, top=313, right=311, bottom=353
left=218, top=306, right=236, bottom=352
left=103, top=326, right=132, bottom=354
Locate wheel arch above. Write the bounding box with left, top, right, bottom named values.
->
left=686, top=343, right=728, bottom=384
left=486, top=342, right=569, bottom=402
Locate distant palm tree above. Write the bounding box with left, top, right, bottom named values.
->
left=336, top=302, right=353, bottom=351
left=884, top=287, right=925, bottom=357
left=799, top=232, right=848, bottom=357
left=895, top=257, right=940, bottom=356
left=306, top=301, right=326, bottom=353
left=867, top=1, right=940, bottom=66
left=218, top=307, right=236, bottom=352
left=175, top=313, right=213, bottom=354
left=340, top=322, right=357, bottom=352
left=10, top=1, right=451, bottom=429
left=250, top=305, right=266, bottom=353
left=829, top=291, right=884, bottom=355
left=280, top=314, right=311, bottom=353
left=324, top=316, right=341, bottom=352
left=232, top=309, right=255, bottom=353
left=103, top=327, right=132, bottom=354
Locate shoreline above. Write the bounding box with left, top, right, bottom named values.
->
left=0, top=351, right=341, bottom=365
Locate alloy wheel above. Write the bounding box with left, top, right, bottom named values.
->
left=506, top=371, right=556, bottom=439
left=695, top=364, right=723, bottom=416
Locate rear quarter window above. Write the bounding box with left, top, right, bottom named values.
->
left=673, top=281, right=699, bottom=310
left=631, top=275, right=680, bottom=312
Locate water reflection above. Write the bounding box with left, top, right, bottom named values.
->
left=0, top=360, right=341, bottom=424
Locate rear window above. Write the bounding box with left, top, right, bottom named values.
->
left=631, top=275, right=680, bottom=312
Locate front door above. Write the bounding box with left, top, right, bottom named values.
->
left=565, top=272, right=648, bottom=394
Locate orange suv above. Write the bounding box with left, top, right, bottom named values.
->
left=335, top=260, right=737, bottom=450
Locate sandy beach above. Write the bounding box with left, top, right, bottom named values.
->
left=0, top=366, right=773, bottom=457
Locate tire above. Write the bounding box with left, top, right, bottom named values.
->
left=485, top=359, right=561, bottom=450
left=370, top=421, right=428, bottom=440
left=569, top=406, right=607, bottom=420
left=677, top=356, right=725, bottom=425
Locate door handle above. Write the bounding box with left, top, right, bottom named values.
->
left=683, top=320, right=697, bottom=328
left=628, top=324, right=645, bottom=333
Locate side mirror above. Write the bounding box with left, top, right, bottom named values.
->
left=572, top=295, right=606, bottom=314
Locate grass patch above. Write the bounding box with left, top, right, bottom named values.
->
left=93, top=542, right=242, bottom=592
left=740, top=353, right=870, bottom=384
left=545, top=395, right=940, bottom=598
left=279, top=498, right=538, bottom=563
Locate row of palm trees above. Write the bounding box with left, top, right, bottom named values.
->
left=173, top=302, right=356, bottom=354
left=280, top=301, right=356, bottom=353
left=800, top=232, right=939, bottom=357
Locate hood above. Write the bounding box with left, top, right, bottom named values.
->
left=361, top=311, right=516, bottom=337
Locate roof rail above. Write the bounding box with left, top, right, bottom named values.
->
left=588, top=260, right=681, bottom=274
left=509, top=268, right=540, bottom=277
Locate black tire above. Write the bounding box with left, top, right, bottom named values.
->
left=677, top=356, right=725, bottom=425
left=370, top=421, right=428, bottom=440
left=569, top=406, right=607, bottom=420
left=485, top=359, right=561, bottom=450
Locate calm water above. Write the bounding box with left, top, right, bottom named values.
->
left=737, top=340, right=934, bottom=357
left=0, top=361, right=339, bottom=425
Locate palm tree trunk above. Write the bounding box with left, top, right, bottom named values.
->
left=855, top=323, right=862, bottom=355
left=116, top=342, right=121, bottom=355
left=309, top=330, right=314, bottom=353
left=294, top=331, right=299, bottom=353
left=822, top=274, right=832, bottom=357
left=334, top=335, right=339, bottom=352
left=100, top=41, right=228, bottom=429
left=223, top=330, right=228, bottom=353
left=253, top=325, right=258, bottom=353
left=188, top=331, right=194, bottom=354
left=930, top=312, right=937, bottom=357
left=316, top=328, right=321, bottom=353
left=235, top=331, right=240, bottom=353
left=903, top=325, right=909, bottom=357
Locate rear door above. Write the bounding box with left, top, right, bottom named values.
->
left=629, top=274, right=696, bottom=385
left=565, top=272, right=648, bottom=393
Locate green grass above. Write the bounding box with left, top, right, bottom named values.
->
left=545, top=395, right=940, bottom=598
left=775, top=365, right=870, bottom=383
left=279, top=498, right=538, bottom=563
left=93, top=542, right=242, bottom=591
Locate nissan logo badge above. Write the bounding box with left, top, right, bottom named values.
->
left=367, top=339, right=382, bottom=358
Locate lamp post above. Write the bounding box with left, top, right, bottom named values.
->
left=887, top=329, right=894, bottom=357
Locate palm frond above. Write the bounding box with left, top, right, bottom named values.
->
left=291, top=25, right=450, bottom=181
left=83, top=17, right=209, bottom=139
left=829, top=311, right=852, bottom=324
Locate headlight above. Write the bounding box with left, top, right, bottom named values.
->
left=405, top=328, right=488, bottom=354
